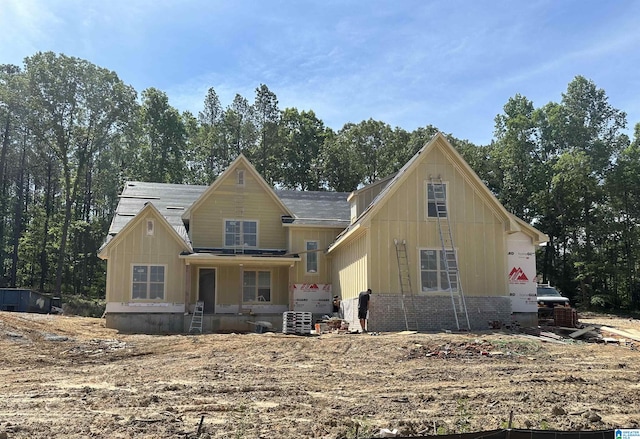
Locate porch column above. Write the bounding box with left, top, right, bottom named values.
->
left=184, top=263, right=191, bottom=313
left=238, top=264, right=244, bottom=313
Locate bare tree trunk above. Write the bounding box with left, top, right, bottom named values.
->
left=39, top=157, right=53, bottom=292
left=10, top=141, right=26, bottom=287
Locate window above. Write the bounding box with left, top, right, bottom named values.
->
left=243, top=270, right=271, bottom=302
left=132, top=265, right=165, bottom=299
left=237, top=169, right=245, bottom=185
left=419, top=249, right=456, bottom=292
left=306, top=241, right=319, bottom=273
left=426, top=182, right=447, bottom=218
left=146, top=219, right=155, bottom=236
left=224, top=220, right=257, bottom=247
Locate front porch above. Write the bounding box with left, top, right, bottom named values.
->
left=181, top=253, right=300, bottom=332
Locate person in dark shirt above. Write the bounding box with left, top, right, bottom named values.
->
left=332, top=295, right=341, bottom=316
left=357, top=289, right=372, bottom=333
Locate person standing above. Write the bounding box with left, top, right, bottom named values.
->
left=358, top=288, right=372, bottom=333
left=332, top=295, right=341, bottom=317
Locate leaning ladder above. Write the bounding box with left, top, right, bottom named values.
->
left=189, top=301, right=204, bottom=333
left=430, top=178, right=470, bottom=331
left=394, top=239, right=419, bottom=331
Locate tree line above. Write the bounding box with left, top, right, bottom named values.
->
left=1, top=52, right=639, bottom=311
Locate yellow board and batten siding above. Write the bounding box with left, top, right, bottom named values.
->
left=189, top=167, right=288, bottom=250
left=104, top=210, right=185, bottom=304
left=351, top=177, right=391, bottom=222
left=288, top=227, right=344, bottom=284
left=358, top=142, right=509, bottom=298
left=330, top=230, right=369, bottom=300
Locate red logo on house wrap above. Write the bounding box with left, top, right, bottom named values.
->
left=508, top=267, right=529, bottom=283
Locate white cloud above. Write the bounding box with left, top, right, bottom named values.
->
left=0, top=0, right=63, bottom=63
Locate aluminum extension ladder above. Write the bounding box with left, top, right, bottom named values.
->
left=394, top=239, right=419, bottom=331
left=430, top=177, right=470, bottom=331
left=189, top=301, right=204, bottom=333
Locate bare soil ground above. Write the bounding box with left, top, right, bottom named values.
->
left=1, top=311, right=639, bottom=439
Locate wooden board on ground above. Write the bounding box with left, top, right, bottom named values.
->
left=569, top=326, right=595, bottom=339
left=599, top=326, right=640, bottom=342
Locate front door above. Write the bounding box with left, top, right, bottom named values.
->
left=198, top=268, right=216, bottom=313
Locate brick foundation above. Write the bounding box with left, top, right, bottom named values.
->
left=343, top=293, right=512, bottom=332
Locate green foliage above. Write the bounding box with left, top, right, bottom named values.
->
left=455, top=398, right=473, bottom=432
left=61, top=293, right=106, bottom=317
left=279, top=108, right=328, bottom=190
left=136, top=87, right=187, bottom=183
left=1, top=52, right=639, bottom=316
left=491, top=76, right=636, bottom=311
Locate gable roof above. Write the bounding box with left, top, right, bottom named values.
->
left=328, top=132, right=548, bottom=252
left=102, top=157, right=352, bottom=248
left=181, top=154, right=294, bottom=221
left=103, top=181, right=206, bottom=249
left=98, top=202, right=192, bottom=259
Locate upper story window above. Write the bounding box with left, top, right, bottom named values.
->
left=146, top=219, right=155, bottom=236
left=426, top=182, right=447, bottom=218
left=306, top=241, right=319, bottom=274
left=225, top=220, right=257, bottom=247
left=132, top=265, right=165, bottom=300
left=237, top=169, right=245, bottom=186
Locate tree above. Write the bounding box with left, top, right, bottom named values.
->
left=561, top=76, right=627, bottom=176
left=25, top=52, right=137, bottom=295
left=491, top=94, right=544, bottom=221
left=321, top=124, right=362, bottom=192
left=195, top=87, right=225, bottom=182
left=606, top=124, right=640, bottom=309
left=136, top=88, right=186, bottom=183
left=0, top=64, right=27, bottom=286
left=279, top=108, right=328, bottom=190
left=252, top=84, right=280, bottom=184
left=220, top=94, right=256, bottom=159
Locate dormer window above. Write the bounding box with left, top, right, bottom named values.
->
left=237, top=169, right=245, bottom=186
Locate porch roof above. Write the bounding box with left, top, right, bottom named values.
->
left=179, top=253, right=301, bottom=266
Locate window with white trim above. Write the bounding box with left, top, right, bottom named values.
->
left=419, top=249, right=455, bottom=292
left=237, top=169, right=245, bottom=185
left=243, top=270, right=271, bottom=302
left=306, top=241, right=319, bottom=273
left=224, top=220, right=257, bottom=247
left=146, top=219, right=155, bottom=236
left=132, top=265, right=165, bottom=299
left=426, top=182, right=447, bottom=218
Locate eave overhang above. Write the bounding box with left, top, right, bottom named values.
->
left=179, top=253, right=301, bottom=266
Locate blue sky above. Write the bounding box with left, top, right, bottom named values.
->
left=2, top=0, right=639, bottom=145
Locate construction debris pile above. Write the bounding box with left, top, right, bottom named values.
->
left=529, top=322, right=640, bottom=347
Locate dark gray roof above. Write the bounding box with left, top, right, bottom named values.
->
left=104, top=182, right=351, bottom=248
left=107, top=181, right=207, bottom=247
left=275, top=190, right=350, bottom=226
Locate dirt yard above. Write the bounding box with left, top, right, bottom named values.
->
left=1, top=311, right=639, bottom=439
